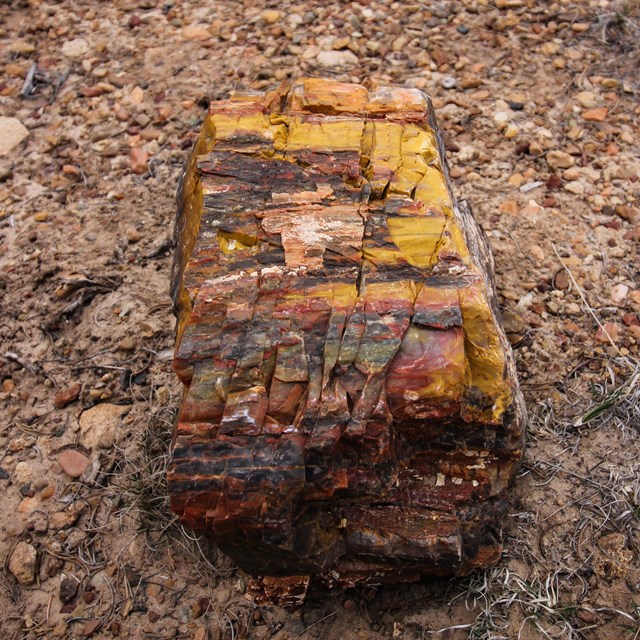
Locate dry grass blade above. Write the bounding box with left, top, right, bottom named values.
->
left=589, top=0, right=640, bottom=83
left=109, top=401, right=221, bottom=580
left=448, top=565, right=640, bottom=640
left=574, top=365, right=640, bottom=429
left=574, top=366, right=640, bottom=428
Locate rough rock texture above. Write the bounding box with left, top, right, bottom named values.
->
left=79, top=403, right=128, bottom=449
left=169, top=78, right=526, bottom=597
left=0, top=116, right=29, bottom=157
left=9, top=541, right=37, bottom=585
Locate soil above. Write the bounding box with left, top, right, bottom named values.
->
left=1, top=1, right=639, bottom=639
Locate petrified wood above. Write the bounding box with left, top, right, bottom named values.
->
left=169, top=78, right=526, bottom=600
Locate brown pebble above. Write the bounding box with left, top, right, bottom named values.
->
left=126, top=226, right=142, bottom=242
left=498, top=200, right=518, bottom=215
left=115, top=107, right=130, bottom=122
left=119, top=337, right=136, bottom=351
left=82, top=85, right=107, bottom=98
left=60, top=575, right=79, bottom=604
left=9, top=541, right=37, bottom=584
left=146, top=583, right=162, bottom=599
left=595, top=322, right=619, bottom=343
left=552, top=270, right=570, bottom=290
left=130, top=147, right=149, bottom=174
left=54, top=383, right=82, bottom=409
left=50, top=510, right=79, bottom=530
left=134, top=113, right=151, bottom=128
left=83, top=619, right=101, bottom=636
left=615, top=205, right=638, bottom=222
left=57, top=450, right=90, bottom=478
left=140, top=128, right=162, bottom=141
left=542, top=196, right=556, bottom=208
left=183, top=25, right=211, bottom=41
left=582, top=107, right=608, bottom=122
left=148, top=609, right=161, bottom=623
left=546, top=175, right=562, bottom=190
left=5, top=521, right=25, bottom=537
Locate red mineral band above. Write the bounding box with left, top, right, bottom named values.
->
left=169, top=78, right=526, bottom=601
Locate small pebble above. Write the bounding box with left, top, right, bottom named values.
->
left=9, top=541, right=37, bottom=585
left=54, top=383, right=82, bottom=409
left=582, top=107, right=608, bottom=122
left=61, top=38, right=89, bottom=58
left=60, top=576, right=79, bottom=604
left=130, top=148, right=149, bottom=174
left=441, top=75, right=457, bottom=89
left=57, top=450, right=90, bottom=478
left=611, top=284, right=629, bottom=305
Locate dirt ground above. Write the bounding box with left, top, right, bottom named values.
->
left=1, top=0, right=639, bottom=638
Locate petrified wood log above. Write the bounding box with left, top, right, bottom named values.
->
left=169, top=78, right=526, bottom=600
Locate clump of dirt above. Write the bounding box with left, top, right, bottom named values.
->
left=0, top=1, right=638, bottom=639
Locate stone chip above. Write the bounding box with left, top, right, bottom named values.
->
left=0, top=117, right=29, bottom=157
left=79, top=403, right=129, bottom=449
left=9, top=541, right=37, bottom=585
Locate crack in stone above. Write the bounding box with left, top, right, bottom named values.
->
left=169, top=79, right=526, bottom=594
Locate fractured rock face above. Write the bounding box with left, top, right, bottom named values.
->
left=169, top=78, right=526, bottom=598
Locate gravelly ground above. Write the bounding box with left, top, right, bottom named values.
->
left=0, top=1, right=639, bottom=639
